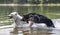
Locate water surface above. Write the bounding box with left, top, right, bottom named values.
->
left=0, top=19, right=60, bottom=35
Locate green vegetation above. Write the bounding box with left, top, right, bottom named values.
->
left=0, top=6, right=60, bottom=19
left=0, top=0, right=60, bottom=25
left=0, top=0, right=13, bottom=4
left=0, top=0, right=60, bottom=4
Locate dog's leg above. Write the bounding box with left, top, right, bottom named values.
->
left=10, top=26, right=18, bottom=34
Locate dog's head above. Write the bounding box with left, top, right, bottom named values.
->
left=8, top=12, right=18, bottom=19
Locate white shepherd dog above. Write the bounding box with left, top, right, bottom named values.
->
left=8, top=12, right=24, bottom=27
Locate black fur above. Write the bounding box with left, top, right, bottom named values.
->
left=21, top=13, right=55, bottom=28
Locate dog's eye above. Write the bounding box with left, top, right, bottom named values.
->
left=15, top=14, right=17, bottom=15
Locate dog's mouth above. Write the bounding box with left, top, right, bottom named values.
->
left=10, top=16, right=13, bottom=19
left=8, top=16, right=13, bottom=19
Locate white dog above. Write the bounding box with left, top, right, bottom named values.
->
left=8, top=12, right=24, bottom=27
left=8, top=12, right=28, bottom=33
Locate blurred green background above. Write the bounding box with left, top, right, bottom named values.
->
left=0, top=0, right=60, bottom=25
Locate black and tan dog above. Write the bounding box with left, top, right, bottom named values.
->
left=21, top=13, right=55, bottom=28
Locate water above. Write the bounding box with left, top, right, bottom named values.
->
left=0, top=19, right=60, bottom=35
left=0, top=27, right=60, bottom=35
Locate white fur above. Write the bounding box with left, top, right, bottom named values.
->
left=8, top=12, right=22, bottom=20
left=8, top=12, right=24, bottom=27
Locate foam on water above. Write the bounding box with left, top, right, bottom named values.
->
left=52, top=19, right=60, bottom=29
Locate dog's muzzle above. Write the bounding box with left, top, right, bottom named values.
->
left=8, top=15, right=13, bottom=19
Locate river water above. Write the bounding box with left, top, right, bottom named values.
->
left=0, top=19, right=60, bottom=35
